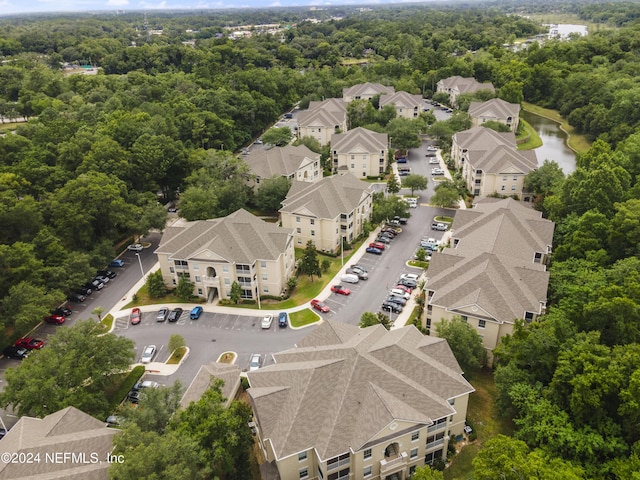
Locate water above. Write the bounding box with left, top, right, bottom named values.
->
left=521, top=111, right=577, bottom=174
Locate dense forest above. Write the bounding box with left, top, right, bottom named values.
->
left=2, top=0, right=640, bottom=477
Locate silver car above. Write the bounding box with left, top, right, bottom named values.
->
left=249, top=354, right=262, bottom=371
left=141, top=345, right=156, bottom=364
left=156, top=307, right=169, bottom=322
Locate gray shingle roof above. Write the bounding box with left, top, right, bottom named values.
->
left=330, top=127, right=387, bottom=153
left=247, top=320, right=473, bottom=461
left=279, top=173, right=373, bottom=219
left=438, top=76, right=495, bottom=94
left=155, top=209, right=293, bottom=263
left=379, top=91, right=423, bottom=109
left=468, top=98, right=520, bottom=119
left=181, top=362, right=241, bottom=409
left=343, top=82, right=395, bottom=99
left=426, top=250, right=549, bottom=324
left=453, top=127, right=537, bottom=174
left=297, top=98, right=346, bottom=128
left=0, top=407, right=119, bottom=479
left=244, top=145, right=319, bottom=179
left=451, top=198, right=554, bottom=262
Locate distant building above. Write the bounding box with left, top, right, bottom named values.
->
left=379, top=91, right=423, bottom=119
left=547, top=24, right=588, bottom=40
left=436, top=76, right=495, bottom=107
left=331, top=127, right=388, bottom=178
left=280, top=173, right=373, bottom=253
left=343, top=82, right=395, bottom=103
left=248, top=319, right=474, bottom=480
left=468, top=98, right=520, bottom=132
left=155, top=209, right=295, bottom=302
left=244, top=145, right=321, bottom=191
left=297, top=98, right=348, bottom=146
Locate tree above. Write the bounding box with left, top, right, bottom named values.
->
left=371, top=193, right=410, bottom=224
left=359, top=311, right=392, bottom=330
left=299, top=240, right=321, bottom=280
left=413, top=465, right=444, bottom=480
left=415, top=247, right=428, bottom=262
left=146, top=270, right=167, bottom=298
left=286, top=276, right=297, bottom=293
left=91, top=306, right=105, bottom=322
left=168, top=334, right=186, bottom=354
left=430, top=181, right=461, bottom=208
left=255, top=176, right=291, bottom=212
left=230, top=281, right=242, bottom=304
left=175, top=275, right=194, bottom=301
left=387, top=175, right=400, bottom=194
left=386, top=117, right=421, bottom=149
left=321, top=259, right=331, bottom=273
left=435, top=316, right=486, bottom=375
left=0, top=320, right=135, bottom=417
left=524, top=160, right=565, bottom=197
left=293, top=135, right=322, bottom=154
left=402, top=174, right=428, bottom=195
left=120, top=382, right=184, bottom=435
left=262, top=126, right=292, bottom=146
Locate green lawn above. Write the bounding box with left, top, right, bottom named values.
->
left=444, top=370, right=515, bottom=480
left=289, top=309, right=320, bottom=327
left=516, top=118, right=542, bottom=150
left=123, top=284, right=203, bottom=309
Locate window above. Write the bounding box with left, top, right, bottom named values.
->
left=327, top=468, right=349, bottom=480
left=197, top=288, right=203, bottom=295
left=501, top=185, right=506, bottom=191
left=297, top=238, right=302, bottom=244
left=351, top=163, right=355, bottom=169
left=169, top=267, right=174, bottom=273
left=224, top=278, right=230, bottom=285
left=223, top=265, right=229, bottom=273
left=513, top=176, right=517, bottom=181
left=363, top=449, right=371, bottom=459
left=410, top=448, right=418, bottom=459
left=195, top=276, right=201, bottom=283
left=327, top=453, right=350, bottom=470
left=193, top=263, right=199, bottom=270
left=299, top=467, right=308, bottom=479
left=236, top=264, right=250, bottom=273
left=311, top=230, right=315, bottom=236
left=261, top=261, right=266, bottom=268
left=363, top=466, right=372, bottom=477
left=502, top=176, right=507, bottom=181
left=478, top=319, right=486, bottom=329
left=512, top=185, right=517, bottom=191
left=296, top=216, right=300, bottom=223
left=310, top=219, right=315, bottom=225
left=241, top=289, right=253, bottom=299
left=525, top=311, right=535, bottom=323
left=362, top=163, right=367, bottom=168
left=296, top=227, right=301, bottom=234
left=412, top=431, right=420, bottom=442
left=262, top=274, right=267, bottom=280
left=174, top=260, right=188, bottom=268
left=461, top=315, right=467, bottom=322
left=298, top=451, right=307, bottom=462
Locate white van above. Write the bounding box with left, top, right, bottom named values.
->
left=390, top=288, right=410, bottom=300
left=341, top=274, right=360, bottom=284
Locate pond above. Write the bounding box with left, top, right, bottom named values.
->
left=522, top=110, right=577, bottom=174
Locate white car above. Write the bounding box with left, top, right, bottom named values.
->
left=261, top=314, right=273, bottom=329
left=141, top=345, right=156, bottom=364
left=426, top=146, right=437, bottom=151
left=429, top=158, right=440, bottom=164
left=400, top=273, right=420, bottom=282
left=431, top=168, right=445, bottom=176
left=249, top=353, right=262, bottom=372
left=127, top=243, right=144, bottom=252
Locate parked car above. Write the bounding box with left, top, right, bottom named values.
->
left=375, top=236, right=391, bottom=244
left=432, top=222, right=448, bottom=231
left=431, top=168, right=445, bottom=176
left=190, top=306, right=203, bottom=320
left=331, top=285, right=351, bottom=295
left=128, top=380, right=159, bottom=402
left=168, top=308, right=183, bottom=322
left=428, top=157, right=440, bottom=164
left=366, top=247, right=383, bottom=255
left=394, top=284, right=413, bottom=294
left=310, top=299, right=330, bottom=313
left=3, top=346, right=29, bottom=360
left=381, top=301, right=403, bottom=314
left=140, top=345, right=156, bottom=364
left=386, top=295, right=407, bottom=306
left=278, top=312, right=288, bottom=328
left=346, top=268, right=368, bottom=280
left=77, top=286, right=92, bottom=296
left=398, top=278, right=418, bottom=289
left=393, top=216, right=408, bottom=225
left=425, top=151, right=437, bottom=157
left=380, top=227, right=398, bottom=236
left=97, top=270, right=117, bottom=279
left=369, top=242, right=386, bottom=251
left=127, top=243, right=144, bottom=252
left=261, top=314, right=273, bottom=329
left=44, top=314, right=65, bottom=325
left=130, top=308, right=142, bottom=325
left=88, top=279, right=104, bottom=290
left=109, top=259, right=125, bottom=268
left=340, top=274, right=360, bottom=284
left=52, top=305, right=72, bottom=316
left=390, top=288, right=411, bottom=300
left=156, top=307, right=169, bottom=322
left=426, top=145, right=437, bottom=151
left=105, top=415, right=124, bottom=427
left=249, top=353, right=262, bottom=372
left=94, top=274, right=110, bottom=285
left=14, top=337, right=44, bottom=350
left=67, top=293, right=86, bottom=303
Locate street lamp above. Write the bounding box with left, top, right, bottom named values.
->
left=135, top=253, right=145, bottom=279
left=341, top=236, right=346, bottom=266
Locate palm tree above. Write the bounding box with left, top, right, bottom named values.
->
left=91, top=306, right=105, bottom=322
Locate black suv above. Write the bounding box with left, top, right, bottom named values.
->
left=52, top=305, right=72, bottom=316
left=3, top=346, right=29, bottom=360
left=97, top=270, right=117, bottom=279
left=168, top=308, right=183, bottom=322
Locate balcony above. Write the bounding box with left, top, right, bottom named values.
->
left=379, top=452, right=407, bottom=476
left=425, top=438, right=445, bottom=450
left=202, top=276, right=219, bottom=285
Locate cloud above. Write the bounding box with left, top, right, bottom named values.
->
left=107, top=0, right=129, bottom=5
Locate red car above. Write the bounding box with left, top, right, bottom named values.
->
left=369, top=242, right=386, bottom=251
left=310, top=299, right=330, bottom=313
left=44, top=314, right=65, bottom=325
left=394, top=284, right=413, bottom=294
left=130, top=308, right=142, bottom=325
left=14, top=337, right=44, bottom=350
left=331, top=285, right=351, bottom=296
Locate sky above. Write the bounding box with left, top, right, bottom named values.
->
left=0, top=0, right=430, bottom=16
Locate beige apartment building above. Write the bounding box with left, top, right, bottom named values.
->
left=379, top=91, right=423, bottom=119
left=247, top=320, right=475, bottom=480
left=297, top=98, right=348, bottom=146
left=468, top=98, right=520, bottom=132
left=280, top=174, right=373, bottom=253
left=451, top=126, right=538, bottom=198
left=244, top=144, right=321, bottom=190
left=343, top=82, right=395, bottom=103
left=155, top=209, right=295, bottom=302
left=425, top=198, right=554, bottom=361
left=436, top=76, right=495, bottom=107
left=331, top=127, right=388, bottom=178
